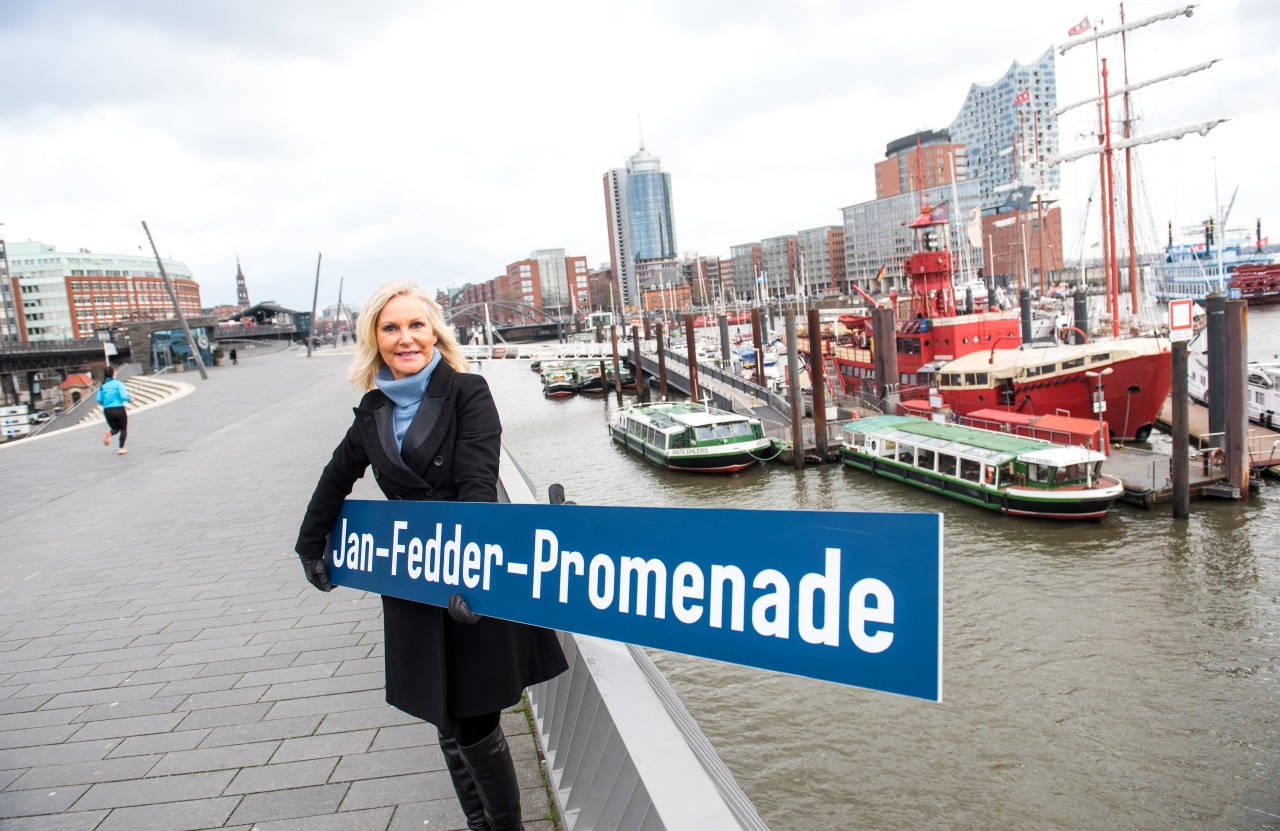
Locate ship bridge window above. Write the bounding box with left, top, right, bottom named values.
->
left=1028, top=463, right=1053, bottom=484
left=1089, top=352, right=1112, bottom=364
left=1062, top=357, right=1085, bottom=369
left=1026, top=363, right=1056, bottom=377
left=1055, top=463, right=1088, bottom=483
left=963, top=372, right=989, bottom=386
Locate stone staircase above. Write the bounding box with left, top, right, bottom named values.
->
left=76, top=374, right=190, bottom=424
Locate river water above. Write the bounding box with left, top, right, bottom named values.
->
left=482, top=306, right=1280, bottom=831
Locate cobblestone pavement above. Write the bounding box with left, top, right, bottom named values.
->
left=0, top=347, right=558, bottom=831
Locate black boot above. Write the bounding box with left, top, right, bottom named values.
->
left=439, top=732, right=489, bottom=831
left=457, top=724, right=524, bottom=831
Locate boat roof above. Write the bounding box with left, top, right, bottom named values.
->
left=842, top=415, right=1104, bottom=465
left=618, top=401, right=752, bottom=431
left=941, top=337, right=1168, bottom=379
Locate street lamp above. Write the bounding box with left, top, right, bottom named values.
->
left=1085, top=367, right=1114, bottom=442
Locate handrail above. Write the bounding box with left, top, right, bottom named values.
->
left=498, top=447, right=771, bottom=831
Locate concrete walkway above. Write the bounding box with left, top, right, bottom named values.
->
left=0, top=347, right=558, bottom=830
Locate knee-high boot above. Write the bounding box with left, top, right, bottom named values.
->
left=457, top=724, right=524, bottom=831
left=438, top=732, right=490, bottom=831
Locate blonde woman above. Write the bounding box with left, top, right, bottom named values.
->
left=296, top=280, right=566, bottom=831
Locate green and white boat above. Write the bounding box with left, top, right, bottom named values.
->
left=839, top=414, right=1124, bottom=519
left=609, top=401, right=772, bottom=473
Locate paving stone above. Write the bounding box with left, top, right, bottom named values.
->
left=225, top=782, right=348, bottom=825
left=72, top=769, right=235, bottom=811
left=201, top=715, right=322, bottom=749
left=145, top=741, right=279, bottom=777
left=317, top=707, right=418, bottom=735
left=369, top=723, right=438, bottom=753
left=0, top=724, right=80, bottom=751
left=331, top=746, right=435, bottom=782
left=340, top=771, right=455, bottom=811
left=174, top=702, right=272, bottom=731
left=89, top=796, right=240, bottom=831
left=0, top=785, right=89, bottom=819
left=116, top=735, right=209, bottom=766
left=0, top=697, right=54, bottom=718
left=7, top=754, right=161, bottom=789
left=270, top=729, right=375, bottom=764
left=0, top=707, right=83, bottom=733
left=72, top=695, right=185, bottom=723
left=66, top=712, right=186, bottom=743
left=223, top=757, right=338, bottom=795
left=259, top=671, right=383, bottom=703
left=240, top=806, right=393, bottom=831
left=0, top=809, right=108, bottom=830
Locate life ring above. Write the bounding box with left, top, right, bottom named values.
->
left=983, top=467, right=995, bottom=485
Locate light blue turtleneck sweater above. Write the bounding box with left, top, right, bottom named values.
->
left=374, top=350, right=443, bottom=451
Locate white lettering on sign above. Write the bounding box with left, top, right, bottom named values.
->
left=332, top=522, right=897, bottom=654
left=526, top=528, right=894, bottom=654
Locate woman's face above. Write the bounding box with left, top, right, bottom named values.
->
left=376, top=293, right=438, bottom=379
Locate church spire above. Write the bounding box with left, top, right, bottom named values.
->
left=235, top=256, right=251, bottom=308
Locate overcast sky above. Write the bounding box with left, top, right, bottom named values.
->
left=1, top=0, right=1272, bottom=311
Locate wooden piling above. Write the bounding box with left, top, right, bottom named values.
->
left=807, top=308, right=828, bottom=458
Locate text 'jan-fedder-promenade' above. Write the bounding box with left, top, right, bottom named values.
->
left=326, top=500, right=943, bottom=702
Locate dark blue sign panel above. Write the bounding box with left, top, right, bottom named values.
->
left=325, top=501, right=943, bottom=701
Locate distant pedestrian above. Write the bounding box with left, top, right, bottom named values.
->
left=97, top=366, right=131, bottom=455
left=295, top=280, right=567, bottom=831
left=230, top=348, right=238, bottom=365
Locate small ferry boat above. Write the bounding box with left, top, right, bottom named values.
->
left=604, top=362, right=636, bottom=389
left=573, top=363, right=606, bottom=394
left=541, top=365, right=577, bottom=398
left=609, top=401, right=772, bottom=473
left=839, top=414, right=1124, bottom=519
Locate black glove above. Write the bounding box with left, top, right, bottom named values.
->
left=448, top=593, right=481, bottom=624
left=300, top=557, right=333, bottom=592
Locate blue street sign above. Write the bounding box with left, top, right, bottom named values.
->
left=324, top=500, right=943, bottom=702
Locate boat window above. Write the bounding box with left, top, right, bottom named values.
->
left=1054, top=463, right=1087, bottom=483
left=881, top=439, right=897, bottom=458
left=850, top=432, right=866, bottom=447
left=671, top=431, right=688, bottom=449
left=1089, top=352, right=1111, bottom=364
left=963, top=372, right=989, bottom=386
left=937, top=454, right=957, bottom=477
left=959, top=458, right=981, bottom=482
left=1025, top=364, right=1056, bottom=377
left=917, top=448, right=935, bottom=469
left=1062, top=357, right=1085, bottom=370
left=694, top=422, right=753, bottom=442
left=1028, top=463, right=1053, bottom=484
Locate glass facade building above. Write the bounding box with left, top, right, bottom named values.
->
left=948, top=47, right=1059, bottom=212
left=603, top=144, right=677, bottom=309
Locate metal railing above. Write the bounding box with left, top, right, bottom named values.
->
left=497, top=447, right=771, bottom=831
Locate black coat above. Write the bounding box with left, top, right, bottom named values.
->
left=296, top=361, right=568, bottom=726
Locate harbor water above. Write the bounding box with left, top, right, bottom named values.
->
left=484, top=306, right=1280, bottom=831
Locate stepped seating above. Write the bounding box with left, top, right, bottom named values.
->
left=76, top=375, right=187, bottom=424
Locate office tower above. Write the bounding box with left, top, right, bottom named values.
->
left=603, top=143, right=678, bottom=309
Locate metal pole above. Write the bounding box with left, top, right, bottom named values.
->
left=141, top=221, right=208, bottom=380
left=1224, top=300, right=1249, bottom=497
left=307, top=252, right=322, bottom=358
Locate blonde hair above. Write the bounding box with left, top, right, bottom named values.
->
left=348, top=280, right=468, bottom=390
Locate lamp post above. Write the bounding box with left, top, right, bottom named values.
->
left=1085, top=367, right=1114, bottom=440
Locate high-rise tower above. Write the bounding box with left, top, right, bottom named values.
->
left=603, top=143, right=677, bottom=309
left=235, top=257, right=251, bottom=308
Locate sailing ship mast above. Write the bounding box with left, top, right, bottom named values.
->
left=1049, top=3, right=1226, bottom=338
